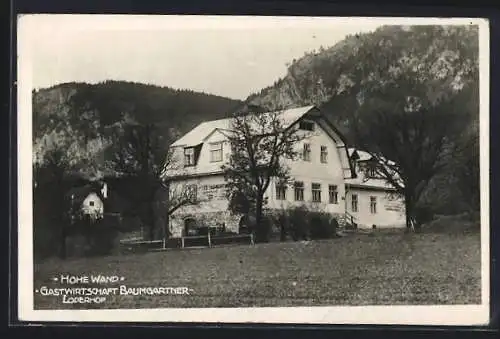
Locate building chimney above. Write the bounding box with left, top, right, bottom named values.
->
left=101, top=182, right=108, bottom=199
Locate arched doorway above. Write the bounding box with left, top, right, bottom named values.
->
left=184, top=218, right=198, bottom=236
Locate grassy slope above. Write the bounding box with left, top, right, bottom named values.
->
left=34, top=231, right=481, bottom=309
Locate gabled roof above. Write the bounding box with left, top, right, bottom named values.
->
left=164, top=105, right=357, bottom=180
left=171, top=105, right=316, bottom=148
left=347, top=147, right=403, bottom=191
left=66, top=184, right=103, bottom=205
left=348, top=148, right=373, bottom=162
left=65, top=181, right=131, bottom=214
left=349, top=147, right=397, bottom=166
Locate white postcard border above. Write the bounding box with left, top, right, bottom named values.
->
left=17, top=15, right=491, bottom=325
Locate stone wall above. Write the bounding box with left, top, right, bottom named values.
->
left=169, top=211, right=243, bottom=238
left=169, top=207, right=346, bottom=239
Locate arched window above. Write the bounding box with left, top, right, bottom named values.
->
left=184, top=218, right=199, bottom=236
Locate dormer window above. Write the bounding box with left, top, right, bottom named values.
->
left=184, top=147, right=195, bottom=166
left=368, top=166, right=377, bottom=178
left=299, top=120, right=315, bottom=131
left=210, top=142, right=223, bottom=162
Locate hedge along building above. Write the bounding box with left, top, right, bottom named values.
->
left=161, top=105, right=406, bottom=238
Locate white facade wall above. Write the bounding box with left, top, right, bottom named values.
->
left=345, top=188, right=405, bottom=228
left=168, top=120, right=350, bottom=235
left=166, top=113, right=406, bottom=237
left=265, top=123, right=346, bottom=216
left=171, top=175, right=230, bottom=215
left=168, top=175, right=240, bottom=237
left=81, top=193, right=104, bottom=219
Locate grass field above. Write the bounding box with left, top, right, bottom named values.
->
left=33, top=229, right=481, bottom=309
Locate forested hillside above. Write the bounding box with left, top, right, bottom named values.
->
left=32, top=25, right=481, bottom=260
left=246, top=25, right=479, bottom=141
left=32, top=81, right=243, bottom=179
left=32, top=81, right=242, bottom=259
left=245, top=25, right=480, bottom=218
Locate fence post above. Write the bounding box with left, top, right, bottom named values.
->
left=208, top=231, right=212, bottom=248
left=250, top=233, right=254, bottom=246
left=181, top=236, right=185, bottom=249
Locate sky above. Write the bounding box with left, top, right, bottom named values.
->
left=18, top=15, right=478, bottom=100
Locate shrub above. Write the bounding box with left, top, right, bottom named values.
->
left=309, top=212, right=338, bottom=240
left=414, top=203, right=435, bottom=226
left=274, top=212, right=290, bottom=241
left=68, top=216, right=121, bottom=257
left=288, top=206, right=311, bottom=241
left=422, top=213, right=480, bottom=234
left=85, top=220, right=120, bottom=256
left=270, top=207, right=339, bottom=241
left=34, top=220, right=62, bottom=261
left=255, top=215, right=273, bottom=243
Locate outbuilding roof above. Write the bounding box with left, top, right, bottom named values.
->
left=348, top=148, right=373, bottom=162
left=66, top=183, right=103, bottom=204
left=347, top=148, right=403, bottom=191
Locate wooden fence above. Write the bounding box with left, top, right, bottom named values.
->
left=120, top=232, right=254, bottom=253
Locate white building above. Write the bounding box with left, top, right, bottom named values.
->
left=66, top=182, right=109, bottom=221
left=346, top=148, right=406, bottom=228
left=162, top=105, right=405, bottom=237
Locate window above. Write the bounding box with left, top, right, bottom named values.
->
left=210, top=142, right=223, bottom=162
left=294, top=181, right=304, bottom=201
left=370, top=196, right=377, bottom=214
left=351, top=194, right=358, bottom=212
left=276, top=183, right=287, bottom=200
left=367, top=165, right=377, bottom=178
left=89, top=201, right=95, bottom=207
left=312, top=183, right=321, bottom=202
left=299, top=120, right=315, bottom=131
left=320, top=146, right=328, bottom=163
left=369, top=167, right=376, bottom=177
left=328, top=185, right=338, bottom=204
left=184, top=147, right=195, bottom=166
left=303, top=143, right=311, bottom=161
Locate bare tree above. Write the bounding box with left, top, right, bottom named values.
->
left=222, top=109, right=309, bottom=241
left=113, top=121, right=202, bottom=240
left=112, top=122, right=168, bottom=240
left=351, top=89, right=469, bottom=231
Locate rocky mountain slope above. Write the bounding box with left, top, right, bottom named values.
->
left=32, top=81, right=243, bottom=178
left=244, top=25, right=479, bottom=141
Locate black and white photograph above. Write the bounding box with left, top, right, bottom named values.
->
left=17, top=15, right=490, bottom=325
